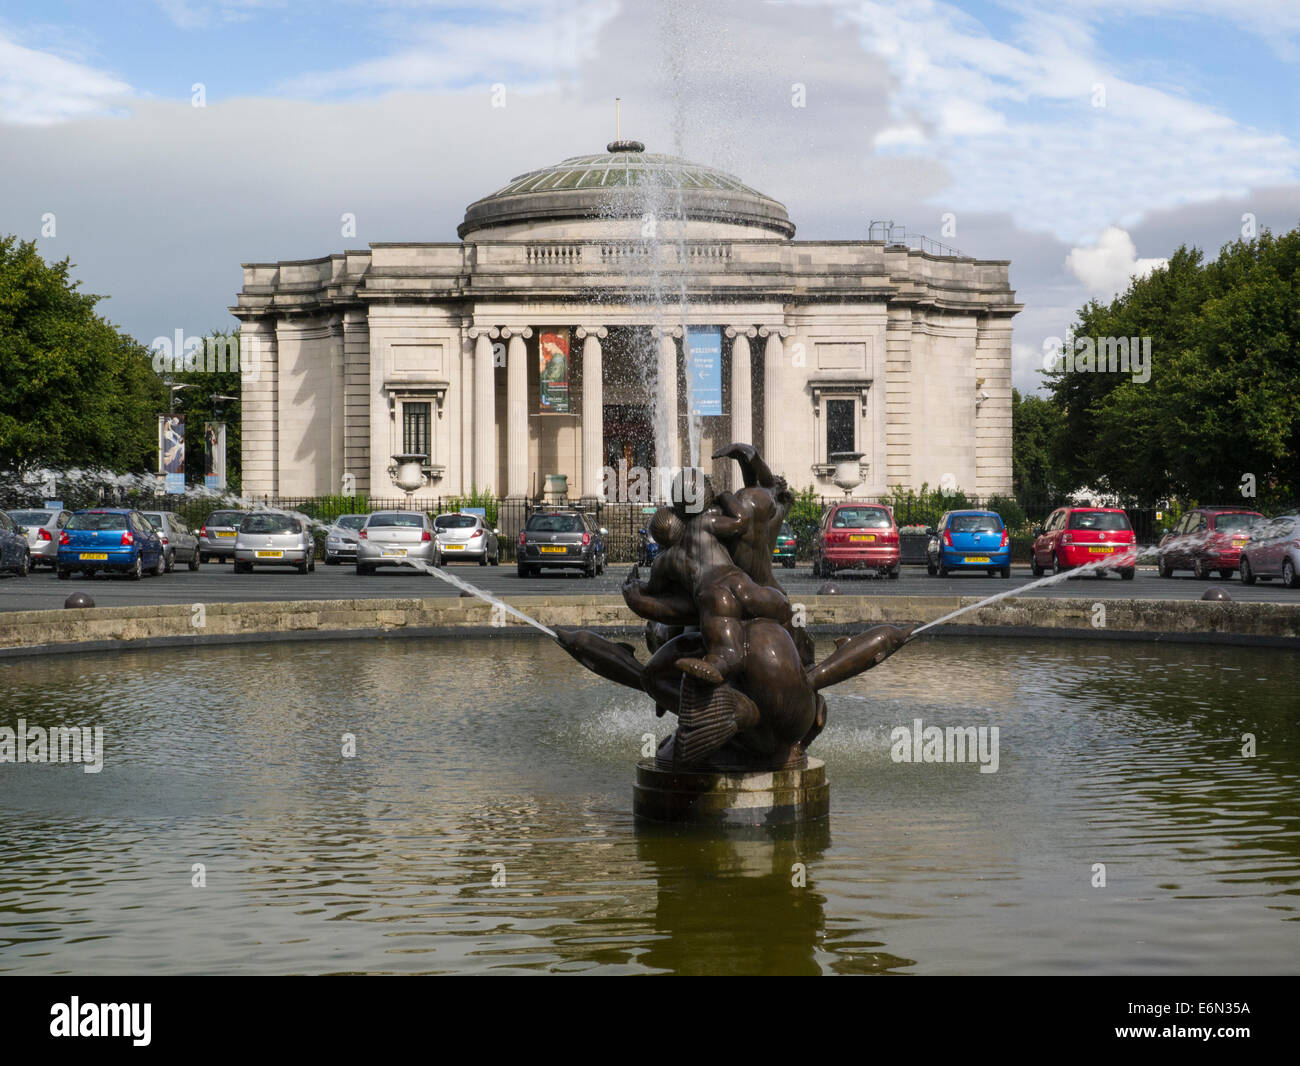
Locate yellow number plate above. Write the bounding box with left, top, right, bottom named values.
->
left=539, top=546, right=566, bottom=553
left=79, top=552, right=108, bottom=561
left=216, top=531, right=237, bottom=538
left=1232, top=538, right=1248, bottom=546
left=255, top=550, right=283, bottom=558
left=381, top=548, right=407, bottom=556
left=963, top=556, right=991, bottom=564
left=849, top=534, right=875, bottom=543
left=443, top=544, right=463, bottom=551
left=1088, top=546, right=1114, bottom=553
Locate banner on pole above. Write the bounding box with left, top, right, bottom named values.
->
left=204, top=421, right=227, bottom=490
left=539, top=330, right=570, bottom=413
left=159, top=414, right=185, bottom=494
left=686, top=327, right=722, bottom=416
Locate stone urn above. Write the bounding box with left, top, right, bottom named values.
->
left=829, top=451, right=864, bottom=497
left=544, top=473, right=568, bottom=503
left=387, top=453, right=429, bottom=499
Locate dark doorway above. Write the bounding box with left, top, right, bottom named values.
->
left=604, top=404, right=655, bottom=471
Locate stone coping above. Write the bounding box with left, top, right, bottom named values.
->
left=1, top=595, right=1297, bottom=659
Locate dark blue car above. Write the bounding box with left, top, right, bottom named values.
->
left=57, top=508, right=165, bottom=580
left=927, top=510, right=1011, bottom=578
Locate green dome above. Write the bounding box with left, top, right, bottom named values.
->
left=458, top=143, right=794, bottom=239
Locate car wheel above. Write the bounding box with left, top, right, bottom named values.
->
left=129, top=555, right=143, bottom=581
left=164, top=550, right=175, bottom=573
left=1052, top=553, right=1068, bottom=577
left=887, top=566, right=899, bottom=579
left=479, top=553, right=488, bottom=567
left=491, top=552, right=500, bottom=566
left=1193, top=556, right=1210, bottom=580
left=938, top=562, right=948, bottom=577
left=57, top=566, right=70, bottom=580
left=153, top=552, right=166, bottom=576
left=927, top=557, right=938, bottom=576
left=812, top=557, right=821, bottom=578
left=199, top=553, right=210, bottom=564
left=783, top=557, right=794, bottom=569
left=18, top=551, right=30, bottom=577
left=297, top=558, right=309, bottom=574
left=1030, top=553, right=1043, bottom=577
left=1158, top=554, right=1173, bottom=578
left=188, top=551, right=200, bottom=571
left=1285, top=559, right=1300, bottom=590
left=1120, top=568, right=1135, bottom=580
left=1218, top=569, right=1234, bottom=581
left=1000, top=566, right=1011, bottom=579
left=584, top=559, right=596, bottom=578
left=517, top=564, right=530, bottom=578
left=309, top=556, right=316, bottom=572
left=1240, top=557, right=1256, bottom=585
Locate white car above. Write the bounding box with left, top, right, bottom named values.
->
left=433, top=512, right=500, bottom=566
left=234, top=511, right=316, bottom=573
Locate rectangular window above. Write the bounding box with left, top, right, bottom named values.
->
left=403, top=402, right=431, bottom=459
left=826, top=398, right=855, bottom=456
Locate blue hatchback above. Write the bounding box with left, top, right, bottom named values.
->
left=57, top=508, right=165, bottom=580
left=927, top=510, right=1011, bottom=578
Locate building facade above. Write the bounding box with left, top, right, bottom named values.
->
left=232, top=142, right=1021, bottom=502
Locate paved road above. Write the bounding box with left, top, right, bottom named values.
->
left=1, top=559, right=1296, bottom=612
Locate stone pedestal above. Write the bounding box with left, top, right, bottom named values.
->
left=633, top=758, right=829, bottom=827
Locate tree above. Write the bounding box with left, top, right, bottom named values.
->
left=165, top=329, right=242, bottom=492
left=0, top=236, right=166, bottom=473
left=1011, top=387, right=1064, bottom=509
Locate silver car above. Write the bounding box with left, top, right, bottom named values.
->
left=6, top=508, right=71, bottom=569
left=433, top=512, right=500, bottom=566
left=199, top=509, right=248, bottom=562
left=142, top=511, right=200, bottom=572
left=356, top=511, right=435, bottom=574
left=324, top=514, right=368, bottom=564
left=1240, top=514, right=1300, bottom=588
left=233, top=511, right=316, bottom=573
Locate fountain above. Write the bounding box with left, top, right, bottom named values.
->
left=555, top=442, right=912, bottom=825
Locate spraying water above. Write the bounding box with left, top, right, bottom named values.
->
left=402, top=558, right=557, bottom=638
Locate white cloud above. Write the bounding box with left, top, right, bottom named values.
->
left=1064, top=226, right=1168, bottom=296
left=0, top=31, right=132, bottom=125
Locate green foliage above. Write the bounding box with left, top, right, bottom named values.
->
left=785, top=485, right=825, bottom=556
left=296, top=494, right=369, bottom=523
left=986, top=493, right=1028, bottom=532
left=0, top=236, right=166, bottom=473
left=447, top=485, right=498, bottom=527
left=167, top=329, right=242, bottom=491
left=1011, top=388, right=1066, bottom=512
left=885, top=482, right=972, bottom=529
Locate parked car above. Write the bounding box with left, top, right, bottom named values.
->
left=233, top=511, right=315, bottom=573
left=6, top=508, right=71, bottom=569
left=812, top=503, right=900, bottom=579
left=0, top=510, right=33, bottom=576
left=198, top=509, right=248, bottom=563
left=637, top=524, right=661, bottom=567
left=57, top=508, right=164, bottom=580
left=517, top=510, right=607, bottom=578
left=1030, top=506, right=1136, bottom=579
left=433, top=512, right=500, bottom=566
left=926, top=510, right=1011, bottom=577
left=142, top=511, right=200, bottom=572
left=355, top=511, right=435, bottom=574
left=1239, top=514, right=1300, bottom=588
left=1158, top=507, right=1264, bottom=580
left=324, top=514, right=368, bottom=565
left=773, top=521, right=797, bottom=569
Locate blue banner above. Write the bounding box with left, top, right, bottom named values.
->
left=686, top=327, right=722, bottom=416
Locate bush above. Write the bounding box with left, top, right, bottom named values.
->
left=785, top=486, right=825, bottom=559
left=297, top=495, right=369, bottom=524
left=446, top=485, right=498, bottom=528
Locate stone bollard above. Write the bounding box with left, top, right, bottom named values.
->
left=817, top=582, right=841, bottom=596
left=64, top=592, right=95, bottom=609
left=1201, top=586, right=1231, bottom=602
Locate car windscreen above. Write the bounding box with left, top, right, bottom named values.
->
left=1069, top=511, right=1131, bottom=531
left=143, top=514, right=166, bottom=528
left=208, top=511, right=243, bottom=527
left=1213, top=513, right=1262, bottom=532
left=67, top=513, right=127, bottom=531
left=831, top=508, right=890, bottom=529
left=368, top=513, right=424, bottom=528
left=779, top=523, right=793, bottom=537
left=336, top=515, right=367, bottom=530
left=241, top=514, right=299, bottom=534
left=9, top=511, right=52, bottom=525
left=527, top=515, right=583, bottom=533
left=950, top=514, right=1002, bottom=533
left=435, top=515, right=478, bottom=530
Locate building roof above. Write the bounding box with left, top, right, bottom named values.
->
left=458, top=141, right=795, bottom=239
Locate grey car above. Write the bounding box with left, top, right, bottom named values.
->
left=142, top=511, right=200, bottom=572
left=0, top=510, right=32, bottom=576
left=356, top=511, right=436, bottom=574
left=6, top=508, right=71, bottom=569
left=433, top=512, right=500, bottom=566
left=324, top=514, right=368, bottom=564
left=1240, top=514, right=1300, bottom=588
left=517, top=510, right=607, bottom=578
left=199, top=509, right=248, bottom=562
left=233, top=511, right=316, bottom=573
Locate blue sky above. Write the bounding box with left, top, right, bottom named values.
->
left=0, top=0, right=1296, bottom=393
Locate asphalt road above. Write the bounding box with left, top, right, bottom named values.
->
left=2, top=558, right=1296, bottom=612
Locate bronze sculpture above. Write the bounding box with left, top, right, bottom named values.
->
left=555, top=443, right=912, bottom=773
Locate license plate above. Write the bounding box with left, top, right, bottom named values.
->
left=1088, top=546, right=1114, bottom=554
left=255, top=550, right=283, bottom=558
left=79, top=552, right=108, bottom=561
left=539, top=546, right=566, bottom=553
left=443, top=545, right=463, bottom=551
left=964, top=556, right=991, bottom=564
left=382, top=548, right=407, bottom=557
left=216, top=531, right=236, bottom=538
left=849, top=534, right=875, bottom=543
left=773, top=548, right=781, bottom=554
left=1233, top=538, right=1247, bottom=546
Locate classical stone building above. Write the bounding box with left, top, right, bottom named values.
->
left=232, top=141, right=1020, bottom=502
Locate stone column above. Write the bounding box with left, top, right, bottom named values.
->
left=726, top=325, right=756, bottom=448
left=759, top=326, right=786, bottom=470
left=577, top=326, right=607, bottom=499
left=502, top=326, right=532, bottom=498
left=238, top=317, right=278, bottom=497
left=342, top=310, right=370, bottom=494
left=469, top=326, right=498, bottom=493
left=656, top=329, right=681, bottom=479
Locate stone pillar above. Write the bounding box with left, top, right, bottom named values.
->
left=975, top=313, right=1014, bottom=496
left=238, top=317, right=278, bottom=497
left=657, top=329, right=681, bottom=478
left=884, top=306, right=915, bottom=489
left=470, top=327, right=498, bottom=493
left=577, top=326, right=607, bottom=499
left=342, top=310, right=370, bottom=494
left=502, top=326, right=532, bottom=498
left=760, top=326, right=785, bottom=470
left=726, top=326, right=756, bottom=448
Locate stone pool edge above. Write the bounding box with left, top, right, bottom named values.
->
left=1, top=595, right=1298, bottom=659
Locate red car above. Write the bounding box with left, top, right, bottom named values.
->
left=1157, top=507, right=1264, bottom=580
left=1030, top=506, right=1136, bottom=579
left=812, top=503, right=900, bottom=579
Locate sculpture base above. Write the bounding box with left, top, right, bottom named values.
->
left=633, top=758, right=829, bottom=827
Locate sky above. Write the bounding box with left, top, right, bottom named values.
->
left=0, top=0, right=1296, bottom=394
